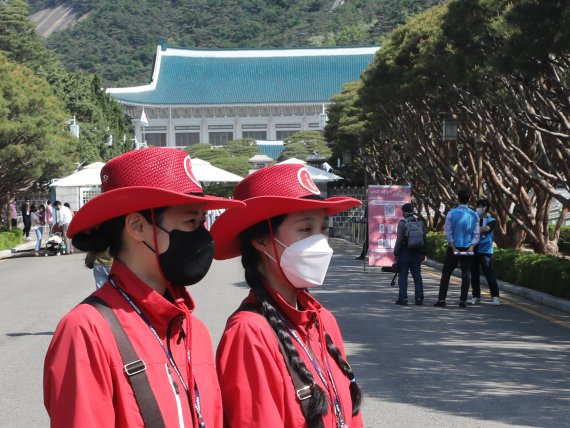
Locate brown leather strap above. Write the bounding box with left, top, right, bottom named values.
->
left=237, top=303, right=324, bottom=428
left=83, top=295, right=166, bottom=428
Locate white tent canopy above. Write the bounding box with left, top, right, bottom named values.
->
left=190, top=158, right=243, bottom=183
left=277, top=158, right=343, bottom=182
left=51, top=158, right=243, bottom=187
left=50, top=162, right=105, bottom=187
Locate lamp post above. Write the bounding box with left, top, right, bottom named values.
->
left=442, top=118, right=458, bottom=142
left=68, top=116, right=80, bottom=138
left=318, top=104, right=328, bottom=129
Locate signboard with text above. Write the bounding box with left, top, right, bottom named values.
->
left=368, top=185, right=411, bottom=267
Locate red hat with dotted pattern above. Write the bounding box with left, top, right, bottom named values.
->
left=67, top=147, right=244, bottom=238
left=211, top=163, right=361, bottom=260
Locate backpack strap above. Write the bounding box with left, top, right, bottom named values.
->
left=236, top=303, right=325, bottom=428
left=82, top=295, right=166, bottom=428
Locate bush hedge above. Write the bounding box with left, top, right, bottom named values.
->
left=426, top=232, right=570, bottom=300
left=0, top=228, right=23, bottom=251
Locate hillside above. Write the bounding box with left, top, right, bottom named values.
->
left=28, top=0, right=443, bottom=87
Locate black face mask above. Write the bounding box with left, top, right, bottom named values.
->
left=145, top=225, right=215, bottom=287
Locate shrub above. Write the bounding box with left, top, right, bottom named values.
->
left=426, top=232, right=447, bottom=262
left=427, top=233, right=570, bottom=300
left=0, top=229, right=23, bottom=251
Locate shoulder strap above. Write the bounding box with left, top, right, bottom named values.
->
left=82, top=295, right=166, bottom=428
left=237, top=303, right=325, bottom=428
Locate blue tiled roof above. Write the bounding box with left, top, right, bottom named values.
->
left=108, top=46, right=378, bottom=105
left=257, top=143, right=284, bottom=160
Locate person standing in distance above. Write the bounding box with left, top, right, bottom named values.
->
left=43, top=148, right=244, bottom=428
left=212, top=164, right=363, bottom=428
left=434, top=189, right=480, bottom=308
left=54, top=201, right=74, bottom=254
left=468, top=198, right=501, bottom=305
left=393, top=203, right=427, bottom=305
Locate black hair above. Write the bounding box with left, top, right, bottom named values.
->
left=72, top=207, right=167, bottom=259
left=457, top=189, right=471, bottom=204
left=238, top=216, right=361, bottom=424
left=476, top=198, right=490, bottom=209
left=54, top=200, right=61, bottom=207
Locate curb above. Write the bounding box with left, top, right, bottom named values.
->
left=0, top=241, right=38, bottom=260
left=424, top=259, right=570, bottom=314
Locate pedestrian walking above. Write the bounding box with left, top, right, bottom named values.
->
left=30, top=204, right=45, bottom=256
left=8, top=196, right=17, bottom=229
left=21, top=198, right=31, bottom=240
left=45, top=200, right=54, bottom=235
left=356, top=205, right=368, bottom=260
left=393, top=203, right=427, bottom=305
left=434, top=189, right=480, bottom=308
left=53, top=201, right=73, bottom=254
left=212, top=164, right=364, bottom=428
left=468, top=198, right=501, bottom=305
left=43, top=148, right=244, bottom=427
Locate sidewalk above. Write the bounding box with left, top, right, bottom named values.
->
left=0, top=229, right=47, bottom=259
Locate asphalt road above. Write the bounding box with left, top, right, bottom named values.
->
left=1, top=239, right=569, bottom=427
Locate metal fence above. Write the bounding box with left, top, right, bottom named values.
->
left=350, top=218, right=367, bottom=245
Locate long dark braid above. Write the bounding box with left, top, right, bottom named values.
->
left=323, top=332, right=362, bottom=415
left=239, top=220, right=328, bottom=427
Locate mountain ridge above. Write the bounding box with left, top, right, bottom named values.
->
left=28, top=0, right=443, bottom=87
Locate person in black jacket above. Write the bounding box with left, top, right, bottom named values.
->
left=21, top=198, right=32, bottom=240
left=393, top=203, right=427, bottom=305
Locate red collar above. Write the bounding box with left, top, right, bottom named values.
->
left=244, top=280, right=323, bottom=333
left=104, top=259, right=196, bottom=334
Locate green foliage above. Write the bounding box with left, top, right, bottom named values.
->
left=29, top=0, right=443, bottom=86
left=202, top=182, right=236, bottom=198
left=280, top=131, right=331, bottom=161
left=426, top=232, right=448, bottom=262
left=426, top=233, right=570, bottom=300
left=0, top=52, right=78, bottom=196
left=0, top=228, right=23, bottom=251
left=493, top=250, right=570, bottom=300
left=0, top=0, right=131, bottom=173
left=185, top=139, right=255, bottom=177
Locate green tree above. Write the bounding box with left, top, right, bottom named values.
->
left=0, top=53, right=77, bottom=211
left=280, top=131, right=331, bottom=161
left=1, top=0, right=132, bottom=165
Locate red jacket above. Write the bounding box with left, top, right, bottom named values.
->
left=44, top=260, right=222, bottom=428
left=216, top=287, right=364, bottom=428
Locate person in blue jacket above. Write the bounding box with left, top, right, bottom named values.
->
left=468, top=198, right=501, bottom=305
left=435, top=189, right=480, bottom=308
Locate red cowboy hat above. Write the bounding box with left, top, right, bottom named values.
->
left=67, top=147, right=244, bottom=238
left=211, top=163, right=361, bottom=260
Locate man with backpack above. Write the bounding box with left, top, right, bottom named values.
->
left=393, top=203, right=427, bottom=305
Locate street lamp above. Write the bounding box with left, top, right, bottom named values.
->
left=442, top=118, right=458, bottom=142
left=318, top=104, right=328, bottom=129
left=67, top=116, right=80, bottom=138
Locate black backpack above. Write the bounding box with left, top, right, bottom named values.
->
left=403, top=216, right=424, bottom=249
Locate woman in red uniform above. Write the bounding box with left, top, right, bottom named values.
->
left=43, top=148, right=244, bottom=428
left=212, top=164, right=363, bottom=428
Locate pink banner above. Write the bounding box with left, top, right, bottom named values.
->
left=368, top=185, right=411, bottom=267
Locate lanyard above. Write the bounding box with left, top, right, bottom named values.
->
left=109, top=278, right=206, bottom=427
left=277, top=312, right=347, bottom=428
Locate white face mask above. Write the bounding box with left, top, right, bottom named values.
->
left=265, top=234, right=334, bottom=289
left=476, top=207, right=485, bottom=216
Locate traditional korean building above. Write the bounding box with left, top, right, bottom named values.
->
left=107, top=43, right=379, bottom=147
